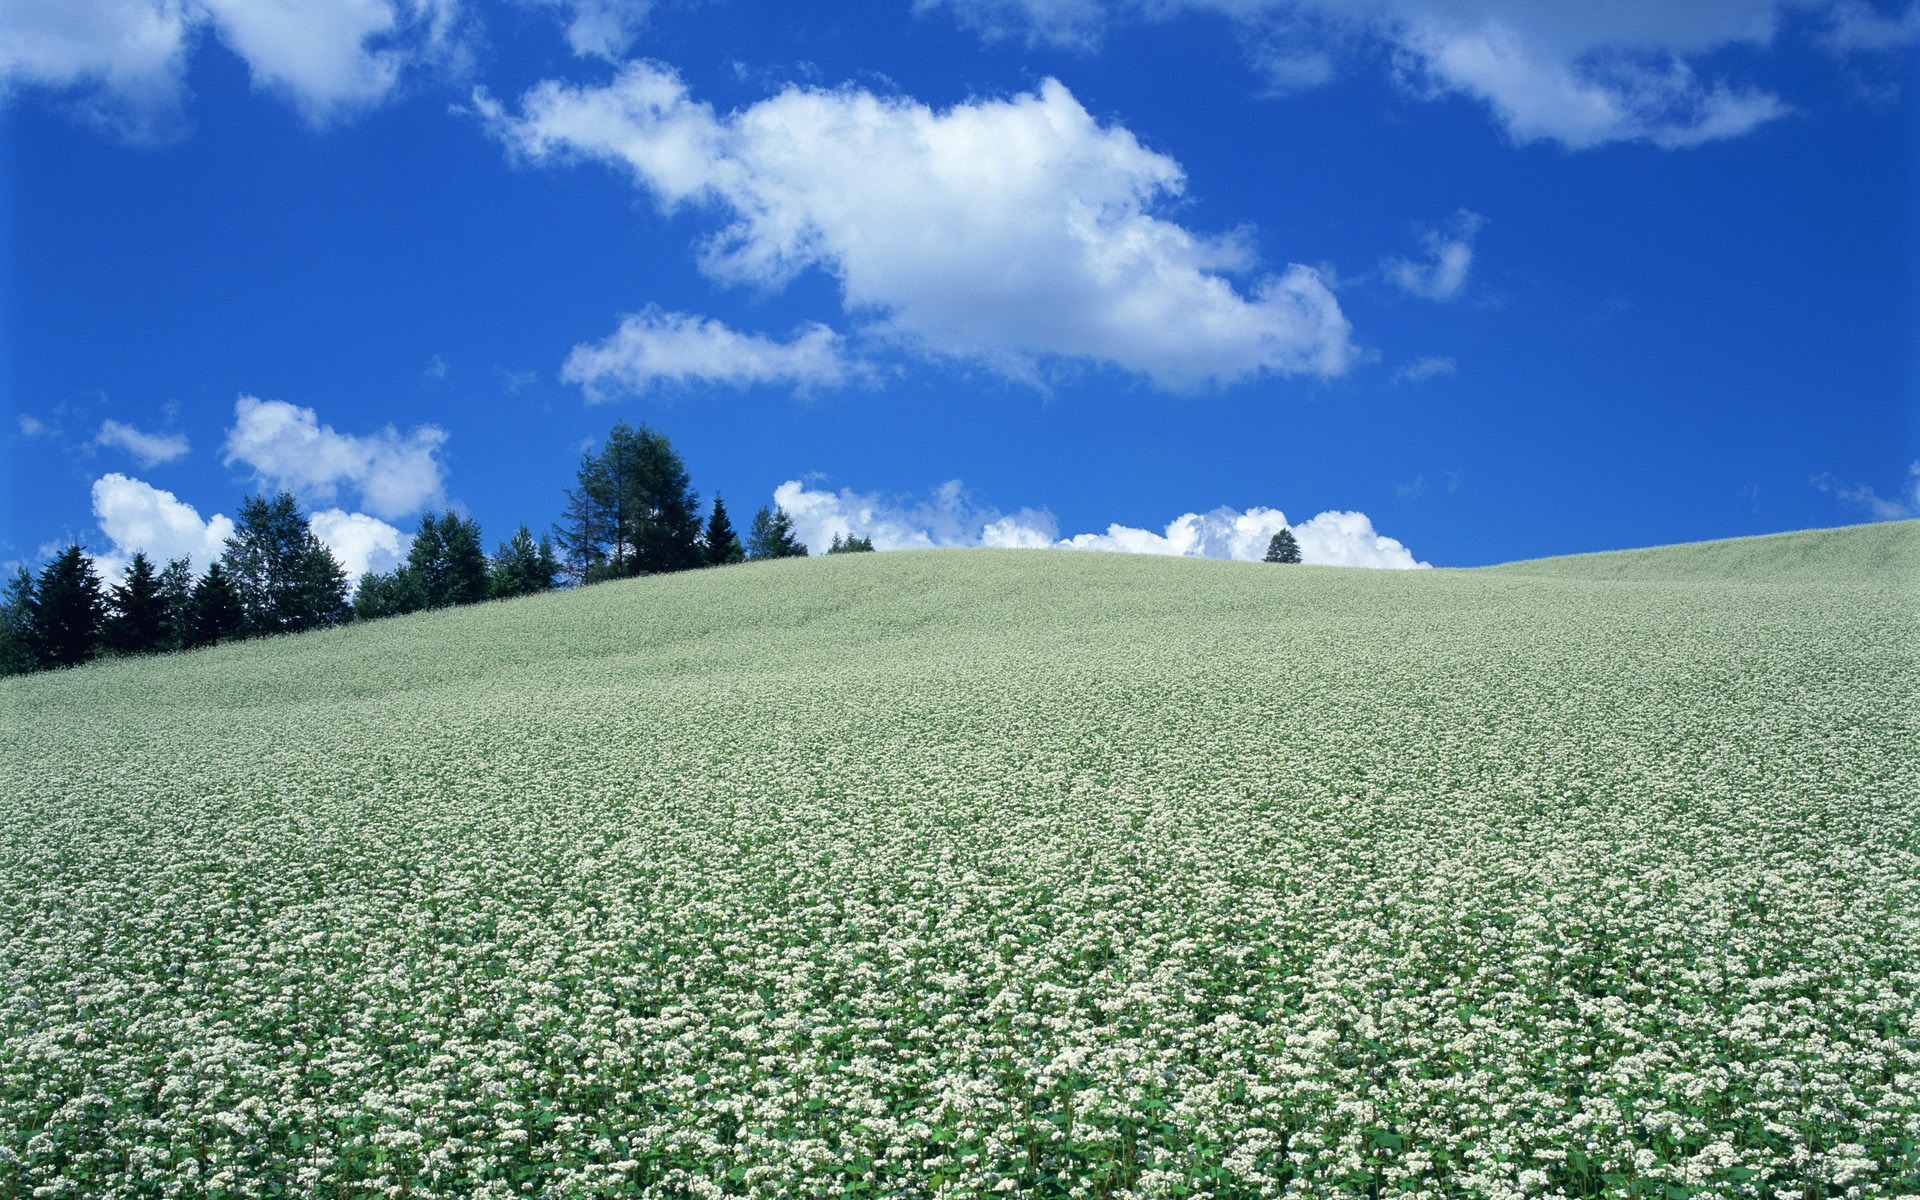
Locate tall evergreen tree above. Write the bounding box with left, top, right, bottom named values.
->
left=1264, top=528, right=1303, bottom=564
left=402, top=512, right=448, bottom=608
left=747, top=505, right=809, bottom=560
left=0, top=568, right=38, bottom=676
left=156, top=557, right=194, bottom=651
left=704, top=494, right=745, bottom=566
left=221, top=492, right=351, bottom=636
left=626, top=426, right=703, bottom=574
left=553, top=453, right=609, bottom=586
left=352, top=570, right=413, bottom=620
left=439, top=512, right=490, bottom=606
left=490, top=525, right=560, bottom=598
left=29, top=544, right=107, bottom=668
left=188, top=561, right=244, bottom=647
left=105, top=551, right=168, bottom=656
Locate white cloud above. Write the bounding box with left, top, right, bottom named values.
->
left=523, top=0, right=655, bottom=58
left=1382, top=210, right=1482, bottom=301
left=930, top=0, right=1825, bottom=148
left=18, top=415, right=48, bottom=436
left=769, top=477, right=1426, bottom=566
left=96, top=418, right=190, bottom=467
left=562, top=307, right=860, bottom=400
left=308, top=507, right=409, bottom=581
left=89, top=472, right=234, bottom=581
left=221, top=395, right=447, bottom=520
left=1391, top=355, right=1456, bottom=383
left=0, top=0, right=459, bottom=136
left=1818, top=0, right=1920, bottom=51
left=1812, top=461, right=1920, bottom=521
left=483, top=64, right=1354, bottom=390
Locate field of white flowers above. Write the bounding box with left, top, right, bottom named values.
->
left=3, top=522, right=1917, bottom=1199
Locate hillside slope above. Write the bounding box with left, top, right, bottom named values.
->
left=3, top=531, right=1916, bottom=1198
left=1482, top=516, right=1920, bottom=583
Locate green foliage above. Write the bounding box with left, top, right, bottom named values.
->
left=401, top=510, right=490, bottom=610
left=155, top=557, right=194, bottom=652
left=187, top=560, right=244, bottom=647
left=490, top=525, right=561, bottom=598
left=827, top=531, right=876, bottom=554
left=0, top=568, right=38, bottom=676
left=1263, top=528, right=1301, bottom=563
left=220, top=492, right=351, bottom=636
left=557, top=422, right=704, bottom=582
left=747, top=504, right=809, bottom=559
left=104, top=552, right=169, bottom=656
left=703, top=494, right=745, bottom=566
left=27, top=544, right=106, bottom=669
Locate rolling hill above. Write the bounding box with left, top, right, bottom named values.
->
left=3, top=522, right=1915, bottom=1198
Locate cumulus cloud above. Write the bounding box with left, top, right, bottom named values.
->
left=482, top=64, right=1354, bottom=390
left=95, top=418, right=190, bottom=467
left=1812, top=461, right=1920, bottom=521
left=562, top=307, right=861, bottom=400
left=770, top=477, right=1426, bottom=567
left=89, top=472, right=234, bottom=581
left=0, top=0, right=460, bottom=137
left=308, top=507, right=409, bottom=580
left=221, top=395, right=447, bottom=520
left=1383, top=210, right=1482, bottom=301
left=927, top=0, right=1833, bottom=148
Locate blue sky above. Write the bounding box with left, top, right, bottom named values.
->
left=3, top=0, right=1915, bottom=578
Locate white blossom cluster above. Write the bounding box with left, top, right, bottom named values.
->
left=2, top=537, right=1916, bottom=1199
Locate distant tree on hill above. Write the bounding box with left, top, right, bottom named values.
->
left=748, top=505, right=808, bottom=559
left=1264, top=529, right=1302, bottom=564
left=490, top=525, right=561, bottom=598
left=556, top=423, right=704, bottom=582
left=826, top=532, right=875, bottom=554
left=105, top=551, right=168, bottom=656
left=156, top=557, right=194, bottom=651
left=0, top=568, right=38, bottom=676
left=29, top=544, right=107, bottom=668
left=221, top=492, right=351, bottom=636
left=352, top=570, right=414, bottom=621
left=704, top=494, right=745, bottom=566
left=401, top=511, right=489, bottom=609
left=188, top=562, right=244, bottom=647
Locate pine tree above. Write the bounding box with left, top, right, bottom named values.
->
left=188, top=561, right=244, bottom=647
left=353, top=571, right=413, bottom=620
left=490, top=525, right=559, bottom=598
left=156, top=557, right=194, bottom=651
left=221, top=492, right=351, bottom=636
left=826, top=532, right=875, bottom=554
left=553, top=454, right=609, bottom=586
left=439, top=512, right=490, bottom=606
left=30, top=544, right=108, bottom=668
left=704, top=494, right=745, bottom=566
left=404, top=511, right=449, bottom=608
left=105, top=551, right=168, bottom=656
left=0, top=568, right=38, bottom=676
left=1264, top=528, right=1302, bottom=564
left=747, top=505, right=809, bottom=559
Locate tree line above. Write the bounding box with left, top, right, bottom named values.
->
left=1, top=421, right=839, bottom=677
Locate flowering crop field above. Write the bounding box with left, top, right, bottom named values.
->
left=3, top=523, right=1918, bottom=1200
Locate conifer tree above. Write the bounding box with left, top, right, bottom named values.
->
left=221, top=492, right=351, bottom=636
left=489, top=525, right=560, bottom=598
left=439, top=512, right=490, bottom=606
left=0, top=568, right=38, bottom=676
left=747, top=505, right=809, bottom=559
left=826, top=532, right=875, bottom=554
left=704, top=494, right=745, bottom=566
left=1264, top=528, right=1303, bottom=564
left=30, top=544, right=107, bottom=668
left=105, top=551, right=168, bottom=656
left=188, top=561, right=244, bottom=646
left=156, top=557, right=194, bottom=651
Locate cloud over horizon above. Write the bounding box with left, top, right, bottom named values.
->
left=771, top=477, right=1428, bottom=567
left=563, top=307, right=862, bottom=399
left=482, top=64, right=1355, bottom=390
left=221, top=395, right=448, bottom=521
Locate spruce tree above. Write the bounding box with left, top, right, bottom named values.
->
left=221, top=492, right=351, bottom=636
left=0, top=568, right=38, bottom=676
left=156, top=557, right=194, bottom=651
left=439, top=512, right=490, bottom=606
left=747, top=505, right=809, bottom=559
left=403, top=512, right=449, bottom=608
left=105, top=551, right=168, bottom=656
left=490, top=525, right=559, bottom=598
left=188, top=562, right=244, bottom=646
left=826, top=532, right=875, bottom=554
left=30, top=544, right=108, bottom=668
left=1264, top=528, right=1302, bottom=564
left=553, top=455, right=609, bottom=586
left=704, top=494, right=745, bottom=566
